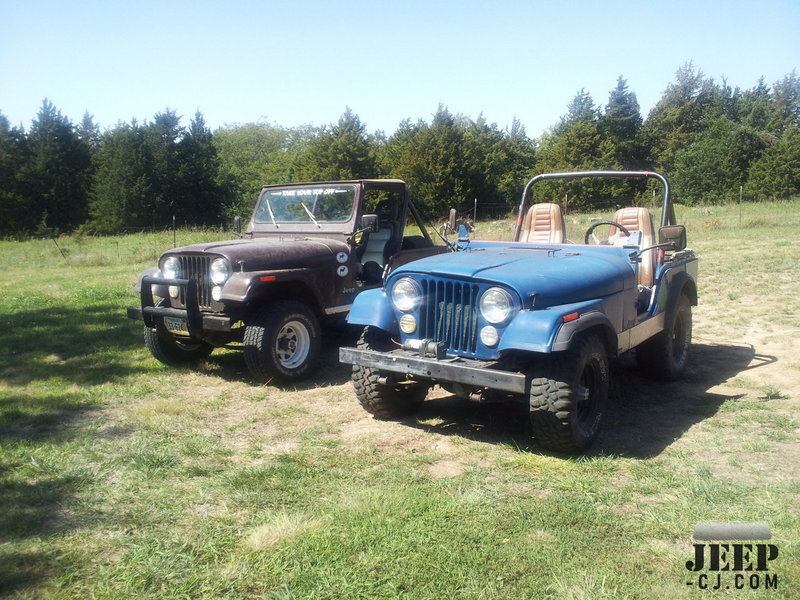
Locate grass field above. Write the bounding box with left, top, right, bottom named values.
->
left=1, top=201, right=799, bottom=599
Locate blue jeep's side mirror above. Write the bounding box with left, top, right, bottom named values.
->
left=659, top=225, right=687, bottom=251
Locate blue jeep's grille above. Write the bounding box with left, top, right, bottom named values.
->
left=420, top=278, right=480, bottom=354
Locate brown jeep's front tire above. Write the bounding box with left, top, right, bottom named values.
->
left=143, top=325, right=213, bottom=366
left=529, top=332, right=609, bottom=453
left=636, top=294, right=692, bottom=381
left=243, top=300, right=321, bottom=382
left=352, top=326, right=428, bottom=418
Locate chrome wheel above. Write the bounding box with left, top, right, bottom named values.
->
left=275, top=319, right=311, bottom=369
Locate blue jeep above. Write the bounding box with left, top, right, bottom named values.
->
left=339, top=171, right=698, bottom=452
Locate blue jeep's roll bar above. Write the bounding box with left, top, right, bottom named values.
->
left=512, top=170, right=675, bottom=242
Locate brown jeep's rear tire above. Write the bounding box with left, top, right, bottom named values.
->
left=529, top=333, right=609, bottom=453
left=143, top=325, right=213, bottom=366
left=636, top=294, right=692, bottom=381
left=243, top=300, right=321, bottom=382
left=352, top=326, right=428, bottom=419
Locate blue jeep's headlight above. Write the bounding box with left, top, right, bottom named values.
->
left=480, top=287, right=513, bottom=324
left=161, top=256, right=181, bottom=279
left=210, top=258, right=230, bottom=285
left=391, top=277, right=422, bottom=312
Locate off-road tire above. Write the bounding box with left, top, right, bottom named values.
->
left=143, top=323, right=213, bottom=366
left=529, top=333, right=609, bottom=453
left=352, top=326, right=428, bottom=419
left=243, top=300, right=321, bottom=383
left=636, top=294, right=692, bottom=381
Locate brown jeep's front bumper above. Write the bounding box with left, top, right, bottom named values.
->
left=127, top=275, right=231, bottom=335
left=339, top=346, right=527, bottom=394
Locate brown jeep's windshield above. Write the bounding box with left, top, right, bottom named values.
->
left=254, top=184, right=356, bottom=225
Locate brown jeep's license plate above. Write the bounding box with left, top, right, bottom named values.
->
left=164, top=316, right=189, bottom=334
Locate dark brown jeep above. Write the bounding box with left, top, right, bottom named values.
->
left=127, top=179, right=447, bottom=381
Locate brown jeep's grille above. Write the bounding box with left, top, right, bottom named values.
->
left=178, top=255, right=213, bottom=310
left=420, top=278, right=480, bottom=354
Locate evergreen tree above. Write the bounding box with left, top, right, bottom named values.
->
left=295, top=108, right=377, bottom=181
left=769, top=71, right=800, bottom=134
left=746, top=126, right=800, bottom=199
left=672, top=116, right=764, bottom=203
left=143, top=110, right=184, bottom=225
left=739, top=77, right=773, bottom=132
left=177, top=111, right=226, bottom=225
left=641, top=62, right=716, bottom=170
left=483, top=117, right=537, bottom=210
left=535, top=119, right=621, bottom=210
left=89, top=122, right=151, bottom=232
left=20, top=99, right=93, bottom=232
left=76, top=112, right=101, bottom=152
left=213, top=121, right=308, bottom=217
left=384, top=106, right=479, bottom=215
left=0, top=112, right=31, bottom=236
left=600, top=76, right=644, bottom=170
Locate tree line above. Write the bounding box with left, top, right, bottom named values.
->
left=1, top=63, right=798, bottom=237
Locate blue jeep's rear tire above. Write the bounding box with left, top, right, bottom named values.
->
left=636, top=294, right=692, bottom=381
left=529, top=332, right=609, bottom=453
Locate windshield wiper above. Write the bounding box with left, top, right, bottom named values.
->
left=264, top=197, right=279, bottom=228
left=301, top=202, right=320, bottom=228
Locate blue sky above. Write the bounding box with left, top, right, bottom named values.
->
left=1, top=0, right=798, bottom=137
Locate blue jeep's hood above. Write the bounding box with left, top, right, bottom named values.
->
left=393, top=245, right=636, bottom=307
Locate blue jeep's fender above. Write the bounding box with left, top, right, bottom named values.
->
left=497, top=296, right=620, bottom=355
left=347, top=288, right=395, bottom=332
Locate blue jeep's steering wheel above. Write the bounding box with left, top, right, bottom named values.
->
left=584, top=221, right=631, bottom=245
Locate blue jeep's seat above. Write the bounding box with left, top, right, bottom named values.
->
left=608, top=207, right=656, bottom=287
left=519, top=203, right=567, bottom=244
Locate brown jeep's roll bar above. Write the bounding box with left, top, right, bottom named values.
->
left=512, top=170, right=675, bottom=242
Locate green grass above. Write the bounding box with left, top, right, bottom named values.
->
left=1, top=200, right=799, bottom=599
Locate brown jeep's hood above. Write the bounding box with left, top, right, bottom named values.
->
left=163, top=237, right=351, bottom=272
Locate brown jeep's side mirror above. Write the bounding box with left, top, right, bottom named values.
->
left=233, top=216, right=242, bottom=235
left=659, top=225, right=687, bottom=251
left=360, top=214, right=380, bottom=233
left=448, top=208, right=457, bottom=233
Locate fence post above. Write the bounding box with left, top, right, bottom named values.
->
left=739, top=186, right=743, bottom=227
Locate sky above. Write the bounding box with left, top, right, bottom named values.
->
left=1, top=0, right=798, bottom=138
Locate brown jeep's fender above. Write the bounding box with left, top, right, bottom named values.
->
left=220, top=269, right=328, bottom=316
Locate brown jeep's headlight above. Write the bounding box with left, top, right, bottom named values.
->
left=210, top=258, right=230, bottom=285
left=161, top=256, right=181, bottom=279
left=391, top=277, right=422, bottom=312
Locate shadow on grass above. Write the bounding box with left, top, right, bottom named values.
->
left=205, top=325, right=358, bottom=389
left=0, top=302, right=149, bottom=386
left=0, top=303, right=142, bottom=593
left=405, top=342, right=773, bottom=459
left=0, top=390, right=97, bottom=443
left=0, top=467, right=86, bottom=594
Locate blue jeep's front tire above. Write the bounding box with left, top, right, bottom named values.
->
left=352, top=327, right=429, bottom=419
left=529, top=332, right=609, bottom=453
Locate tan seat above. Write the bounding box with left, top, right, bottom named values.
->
left=520, top=203, right=566, bottom=244
left=609, top=207, right=656, bottom=287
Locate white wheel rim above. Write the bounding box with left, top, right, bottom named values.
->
left=275, top=320, right=311, bottom=369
